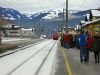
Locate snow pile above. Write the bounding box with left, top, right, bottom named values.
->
left=2, top=37, right=27, bottom=42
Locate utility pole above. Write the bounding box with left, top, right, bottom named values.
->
left=20, top=16, right=23, bottom=39
left=66, top=0, right=68, bottom=33
left=52, top=14, right=54, bottom=35
left=62, top=8, right=65, bottom=33
left=62, top=0, right=68, bottom=34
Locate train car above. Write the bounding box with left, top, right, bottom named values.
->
left=52, top=32, right=59, bottom=40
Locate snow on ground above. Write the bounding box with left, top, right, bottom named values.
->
left=0, top=39, right=53, bottom=75
left=37, top=40, right=60, bottom=75
left=0, top=40, right=42, bottom=57
left=2, top=37, right=29, bottom=42
left=11, top=40, right=56, bottom=75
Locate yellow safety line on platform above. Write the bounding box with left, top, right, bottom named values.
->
left=61, top=48, right=72, bottom=75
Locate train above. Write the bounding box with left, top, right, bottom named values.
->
left=52, top=32, right=59, bottom=40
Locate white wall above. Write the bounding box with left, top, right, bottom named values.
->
left=22, top=28, right=34, bottom=38
left=6, top=30, right=21, bottom=37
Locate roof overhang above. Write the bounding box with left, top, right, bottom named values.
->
left=82, top=19, right=100, bottom=27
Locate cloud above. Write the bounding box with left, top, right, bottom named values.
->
left=0, top=0, right=99, bottom=12
left=69, top=0, right=100, bottom=10
left=0, top=0, right=66, bottom=11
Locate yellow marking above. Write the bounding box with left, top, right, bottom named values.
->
left=61, top=48, right=72, bottom=75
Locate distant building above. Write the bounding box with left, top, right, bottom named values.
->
left=4, top=26, right=35, bottom=38
left=0, top=18, right=16, bottom=37
left=4, top=25, right=22, bottom=37
left=89, top=9, right=100, bottom=20
left=22, top=28, right=35, bottom=38
left=82, top=18, right=100, bottom=36
left=81, top=9, right=100, bottom=36
left=67, top=27, right=77, bottom=35
left=0, top=18, right=14, bottom=27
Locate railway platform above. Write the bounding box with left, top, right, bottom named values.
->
left=0, top=39, right=100, bottom=75
left=54, top=47, right=100, bottom=75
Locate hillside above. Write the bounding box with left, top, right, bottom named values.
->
left=0, top=7, right=90, bottom=35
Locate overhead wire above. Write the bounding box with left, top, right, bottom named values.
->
left=42, top=0, right=48, bottom=11
left=68, top=0, right=88, bottom=10
left=4, top=0, right=50, bottom=13
left=36, top=0, right=46, bottom=11
left=4, top=0, right=14, bottom=8
left=79, top=0, right=88, bottom=9
left=4, top=0, right=19, bottom=11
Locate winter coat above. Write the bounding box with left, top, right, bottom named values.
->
left=60, top=34, right=64, bottom=41
left=67, top=35, right=71, bottom=43
left=93, top=36, right=100, bottom=51
left=63, top=34, right=67, bottom=43
left=86, top=37, right=93, bottom=48
left=79, top=34, right=87, bottom=46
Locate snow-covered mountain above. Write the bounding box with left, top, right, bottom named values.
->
left=68, top=9, right=81, bottom=14
left=0, top=7, right=91, bottom=35
left=42, top=9, right=60, bottom=19
left=0, top=7, right=21, bottom=21
left=22, top=11, right=41, bottom=19
left=0, top=7, right=49, bottom=28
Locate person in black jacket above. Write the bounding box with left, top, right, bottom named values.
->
left=93, top=32, right=100, bottom=63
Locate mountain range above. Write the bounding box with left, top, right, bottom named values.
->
left=0, top=7, right=90, bottom=35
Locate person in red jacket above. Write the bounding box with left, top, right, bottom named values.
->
left=63, top=34, right=67, bottom=48
left=86, top=35, right=93, bottom=62
left=67, top=34, right=71, bottom=48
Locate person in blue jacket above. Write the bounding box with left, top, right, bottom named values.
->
left=79, top=31, right=88, bottom=63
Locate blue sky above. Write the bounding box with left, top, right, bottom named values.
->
left=0, top=0, right=100, bottom=12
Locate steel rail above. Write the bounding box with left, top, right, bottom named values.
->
left=7, top=40, right=54, bottom=75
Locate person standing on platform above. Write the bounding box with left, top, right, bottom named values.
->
left=76, top=34, right=80, bottom=49
left=93, top=32, right=100, bottom=63
left=60, top=33, right=64, bottom=47
left=79, top=31, right=87, bottom=63
left=63, top=33, right=67, bottom=48
left=86, top=34, right=93, bottom=62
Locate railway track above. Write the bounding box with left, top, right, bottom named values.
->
left=0, top=39, right=59, bottom=75
left=0, top=39, right=46, bottom=58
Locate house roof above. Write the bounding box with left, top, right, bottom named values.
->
left=0, top=18, right=15, bottom=26
left=5, top=25, right=21, bottom=28
left=22, top=28, right=35, bottom=31
left=91, top=10, right=100, bottom=17
left=82, top=18, right=100, bottom=27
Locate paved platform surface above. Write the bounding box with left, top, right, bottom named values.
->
left=53, top=47, right=67, bottom=75
left=54, top=47, right=100, bottom=75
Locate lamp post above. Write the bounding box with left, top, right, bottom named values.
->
left=20, top=16, right=23, bottom=39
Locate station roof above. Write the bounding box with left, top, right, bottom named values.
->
left=91, top=10, right=100, bottom=17
left=82, top=18, right=100, bottom=27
